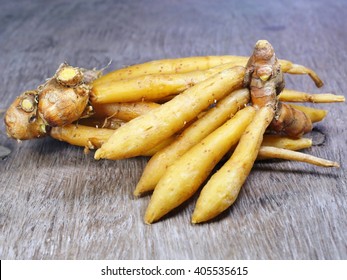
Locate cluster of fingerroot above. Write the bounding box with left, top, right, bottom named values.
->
left=4, top=40, right=345, bottom=224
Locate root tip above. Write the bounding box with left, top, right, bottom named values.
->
left=133, top=192, right=139, bottom=197
left=316, top=81, right=324, bottom=88
left=94, top=149, right=103, bottom=160
left=133, top=189, right=142, bottom=197
left=144, top=214, right=154, bottom=225
left=191, top=213, right=202, bottom=224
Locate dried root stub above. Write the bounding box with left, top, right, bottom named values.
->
left=38, top=80, right=89, bottom=127
left=4, top=90, right=47, bottom=140
left=38, top=64, right=94, bottom=127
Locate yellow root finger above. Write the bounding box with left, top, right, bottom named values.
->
left=225, top=135, right=312, bottom=161
left=142, top=136, right=177, bottom=157
left=134, top=88, right=250, bottom=196
left=192, top=106, right=274, bottom=224
left=92, top=101, right=160, bottom=122
left=285, top=64, right=323, bottom=88
left=91, top=62, right=241, bottom=103
left=261, top=135, right=312, bottom=151
left=279, top=89, right=345, bottom=103
left=92, top=63, right=326, bottom=104
left=92, top=55, right=246, bottom=85
left=93, top=56, right=323, bottom=87
left=50, top=124, right=114, bottom=149
left=50, top=123, right=174, bottom=156
left=94, top=67, right=245, bottom=160
left=137, top=134, right=312, bottom=197
left=144, top=106, right=256, bottom=224
left=258, top=146, right=339, bottom=167
left=144, top=129, right=312, bottom=223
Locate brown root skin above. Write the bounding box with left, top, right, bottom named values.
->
left=244, top=40, right=284, bottom=109
left=289, top=104, right=327, bottom=123
left=4, top=91, right=47, bottom=140
left=244, top=40, right=313, bottom=138
left=37, top=63, right=100, bottom=127
left=269, top=103, right=312, bottom=138
left=38, top=78, right=90, bottom=127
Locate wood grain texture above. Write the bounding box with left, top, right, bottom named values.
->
left=0, top=0, right=346, bottom=259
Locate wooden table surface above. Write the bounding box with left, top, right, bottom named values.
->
left=0, top=0, right=346, bottom=260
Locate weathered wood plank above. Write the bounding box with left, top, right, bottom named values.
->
left=0, top=0, right=346, bottom=259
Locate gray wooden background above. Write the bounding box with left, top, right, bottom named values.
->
left=0, top=0, right=346, bottom=259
